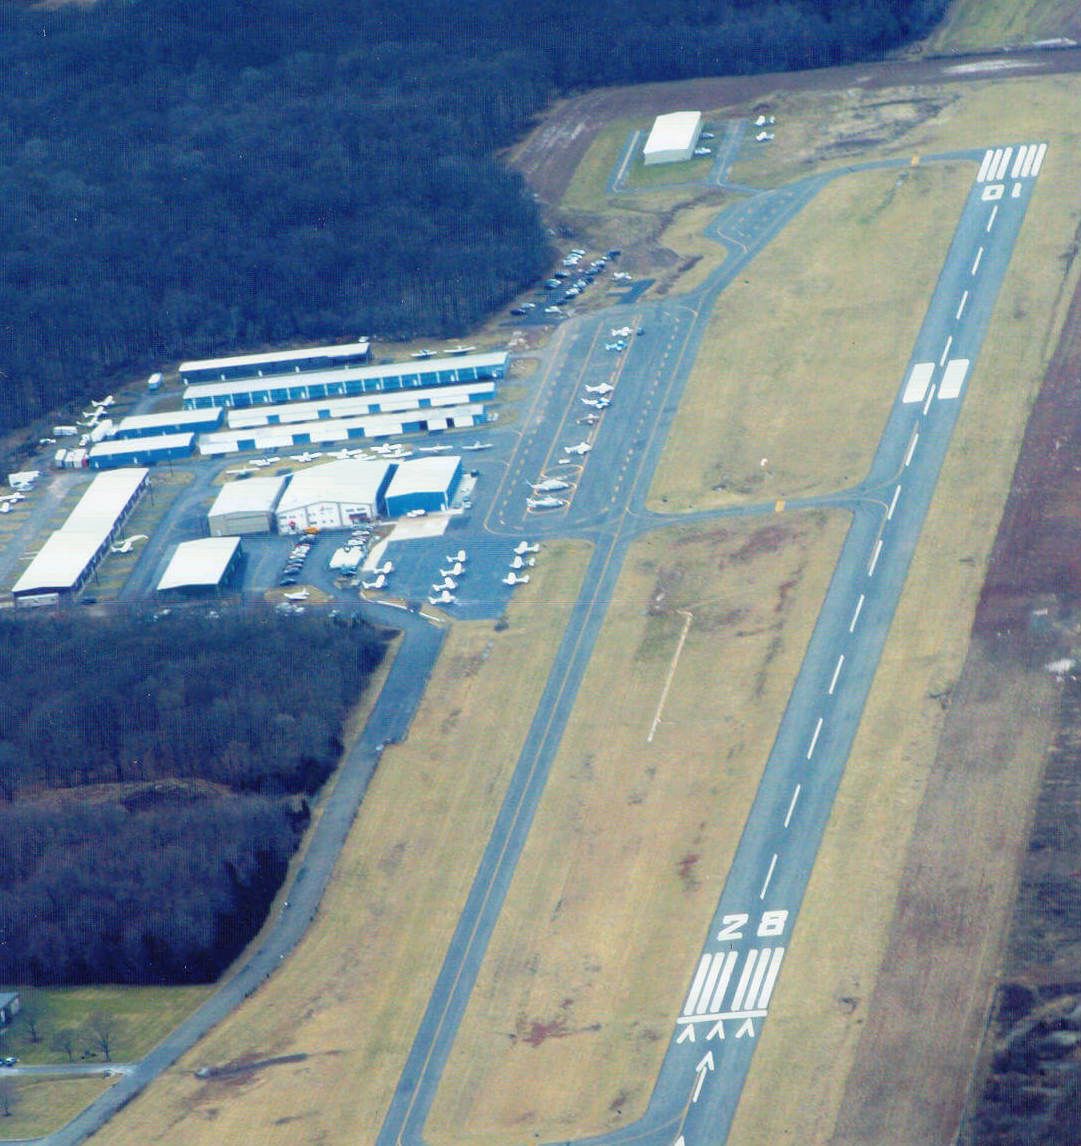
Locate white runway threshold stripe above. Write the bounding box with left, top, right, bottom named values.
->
left=902, top=361, right=934, bottom=404
left=938, top=358, right=970, bottom=400
left=976, top=148, right=995, bottom=183
left=1011, top=144, right=1030, bottom=178
left=679, top=947, right=787, bottom=1021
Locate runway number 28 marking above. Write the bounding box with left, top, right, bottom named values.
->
left=716, top=910, right=789, bottom=943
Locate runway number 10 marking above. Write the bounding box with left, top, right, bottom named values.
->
left=716, top=909, right=789, bottom=942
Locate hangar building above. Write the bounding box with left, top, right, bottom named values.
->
left=642, top=111, right=703, bottom=165
left=157, top=537, right=243, bottom=595
left=275, top=459, right=392, bottom=533
left=208, top=476, right=287, bottom=536
left=182, top=352, right=507, bottom=410
left=383, top=456, right=462, bottom=517
left=179, top=340, right=370, bottom=385
left=88, top=433, right=195, bottom=470
left=113, top=409, right=224, bottom=439
left=11, top=468, right=148, bottom=603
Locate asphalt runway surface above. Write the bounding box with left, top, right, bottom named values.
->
left=25, top=135, right=1043, bottom=1144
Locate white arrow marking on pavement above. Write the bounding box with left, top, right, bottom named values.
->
left=674, top=1138, right=686, bottom=1146
left=735, top=1018, right=757, bottom=1039
left=676, top=1023, right=696, bottom=1044
left=707, top=1020, right=726, bottom=1040
left=692, top=1051, right=715, bottom=1103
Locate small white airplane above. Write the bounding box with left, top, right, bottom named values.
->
left=447, top=345, right=476, bottom=355
left=584, top=382, right=615, bottom=395
left=0, top=503, right=10, bottom=515
left=509, top=555, right=536, bottom=570
left=362, top=574, right=387, bottom=591
left=528, top=496, right=567, bottom=509
left=110, top=534, right=148, bottom=555
left=755, top=131, right=775, bottom=143
left=440, top=562, right=465, bottom=577
left=283, top=589, right=310, bottom=602
left=432, top=577, right=458, bottom=591
left=411, top=349, right=436, bottom=359
left=604, top=342, right=622, bottom=352
left=503, top=572, right=530, bottom=586
left=612, top=271, right=633, bottom=281
left=428, top=589, right=456, bottom=605
left=0, top=492, right=25, bottom=505
left=578, top=413, right=601, bottom=426
left=293, top=451, right=323, bottom=463
left=90, top=395, right=115, bottom=408
left=447, top=549, right=467, bottom=564
left=371, top=561, right=394, bottom=575
left=418, top=444, right=452, bottom=453
left=530, top=478, right=570, bottom=492
left=514, top=541, right=539, bottom=555
left=248, top=458, right=273, bottom=468
left=610, top=326, right=633, bottom=338
left=328, top=448, right=352, bottom=460
left=563, top=441, right=592, bottom=456
left=462, top=441, right=492, bottom=451
left=225, top=468, right=248, bottom=476
left=581, top=397, right=610, bottom=409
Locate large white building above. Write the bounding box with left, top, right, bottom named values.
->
left=157, top=537, right=243, bottom=594
left=275, top=459, right=392, bottom=533
left=208, top=476, right=287, bottom=536
left=642, top=111, right=703, bottom=166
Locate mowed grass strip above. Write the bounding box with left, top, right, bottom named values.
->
left=90, top=540, right=593, bottom=1146
left=425, top=511, right=848, bottom=1143
left=649, top=162, right=971, bottom=512
left=728, top=76, right=1081, bottom=1145
left=0, top=1077, right=116, bottom=1142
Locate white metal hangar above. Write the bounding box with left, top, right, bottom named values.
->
left=113, top=408, right=224, bottom=439
left=642, top=111, right=703, bottom=165
left=383, top=456, right=462, bottom=516
left=181, top=352, right=508, bottom=410
left=178, top=339, right=371, bottom=385
left=157, top=536, right=243, bottom=594
left=208, top=476, right=287, bottom=536
left=275, top=459, right=392, bottom=533
left=11, top=468, right=149, bottom=604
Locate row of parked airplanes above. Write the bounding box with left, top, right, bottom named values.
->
left=235, top=439, right=493, bottom=473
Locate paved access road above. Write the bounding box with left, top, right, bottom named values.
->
left=375, top=142, right=1045, bottom=1146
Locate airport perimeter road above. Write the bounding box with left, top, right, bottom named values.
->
left=20, top=604, right=445, bottom=1146
left=554, top=141, right=1047, bottom=1146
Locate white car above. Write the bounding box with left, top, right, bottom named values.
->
left=405, top=508, right=427, bottom=518
left=694, top=147, right=711, bottom=157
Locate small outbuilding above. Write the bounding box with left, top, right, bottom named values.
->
left=642, top=111, right=703, bottom=166
left=208, top=476, right=286, bottom=536
left=0, top=992, right=21, bottom=1025
left=157, top=537, right=243, bottom=594
left=383, top=456, right=462, bottom=517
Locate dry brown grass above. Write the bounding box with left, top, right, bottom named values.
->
left=425, top=511, right=848, bottom=1143
left=90, top=541, right=592, bottom=1146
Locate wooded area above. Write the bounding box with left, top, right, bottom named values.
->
left=0, top=0, right=947, bottom=434
left=0, top=610, right=387, bottom=984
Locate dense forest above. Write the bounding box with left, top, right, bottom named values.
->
left=0, top=0, right=949, bottom=434
left=0, top=609, right=387, bottom=984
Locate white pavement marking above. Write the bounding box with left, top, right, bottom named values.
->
left=868, top=538, right=883, bottom=577
left=1012, top=182, right=1022, bottom=199
left=971, top=246, right=984, bottom=275
left=987, top=204, right=999, bottom=231
left=647, top=609, right=693, bottom=742
left=904, top=430, right=919, bottom=467
left=807, top=716, right=823, bottom=759
left=730, top=951, right=764, bottom=1012
left=828, top=653, right=845, bottom=695
left=1011, top=144, right=1029, bottom=178
left=922, top=384, right=936, bottom=415
left=994, top=146, right=1013, bottom=181
left=976, top=148, right=994, bottom=183
left=888, top=484, right=901, bottom=520
left=759, top=854, right=778, bottom=900
left=784, top=784, right=801, bottom=828
left=756, top=947, right=786, bottom=1009
left=849, top=593, right=864, bottom=632
left=939, top=335, right=953, bottom=366
left=902, top=361, right=934, bottom=404
left=699, top=952, right=726, bottom=1011
left=984, top=147, right=1003, bottom=182
left=938, top=357, right=971, bottom=400
left=684, top=955, right=713, bottom=1016
left=956, top=290, right=969, bottom=320
left=745, top=943, right=774, bottom=1003
left=706, top=951, right=739, bottom=1013
left=1030, top=142, right=1047, bottom=177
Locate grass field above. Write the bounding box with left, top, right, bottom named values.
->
left=919, top=0, right=1081, bottom=53
left=726, top=74, right=1081, bottom=1144
left=649, top=161, right=971, bottom=511
left=0, top=1077, right=115, bottom=1142
left=425, top=511, right=848, bottom=1142
left=91, top=540, right=592, bottom=1145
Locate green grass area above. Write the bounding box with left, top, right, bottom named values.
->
left=0, top=1076, right=115, bottom=1142
left=920, top=0, right=1079, bottom=53
left=623, top=152, right=713, bottom=190
left=0, top=986, right=210, bottom=1066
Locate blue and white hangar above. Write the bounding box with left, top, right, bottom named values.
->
left=383, top=456, right=462, bottom=516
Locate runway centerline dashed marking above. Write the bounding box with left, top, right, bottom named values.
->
left=759, top=854, right=778, bottom=900
left=849, top=593, right=864, bottom=632
left=828, top=654, right=844, bottom=696
left=868, top=538, right=883, bottom=577
left=905, top=430, right=919, bottom=467
left=922, top=384, right=936, bottom=416
left=987, top=204, right=999, bottom=232
left=806, top=717, right=823, bottom=760
left=956, top=290, right=969, bottom=320
left=972, top=246, right=984, bottom=275
left=939, top=335, right=953, bottom=366
left=783, top=785, right=801, bottom=829
left=887, top=484, right=901, bottom=520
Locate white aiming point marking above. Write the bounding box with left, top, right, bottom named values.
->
left=938, top=358, right=970, bottom=401
left=902, top=362, right=934, bottom=404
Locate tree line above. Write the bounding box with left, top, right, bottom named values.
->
left=0, top=609, right=387, bottom=984
left=0, top=0, right=948, bottom=435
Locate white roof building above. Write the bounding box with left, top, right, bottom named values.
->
left=275, top=459, right=391, bottom=533
left=208, top=476, right=287, bottom=536
left=12, top=468, right=149, bottom=598
left=642, top=111, right=703, bottom=166
left=179, top=340, right=371, bottom=382
left=383, top=455, right=463, bottom=516
left=157, top=536, right=242, bottom=592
